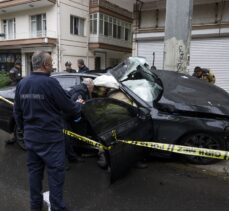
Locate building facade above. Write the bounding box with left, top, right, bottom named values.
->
left=0, top=0, right=133, bottom=75
left=133, top=0, right=229, bottom=92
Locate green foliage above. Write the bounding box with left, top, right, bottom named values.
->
left=0, top=72, right=11, bottom=88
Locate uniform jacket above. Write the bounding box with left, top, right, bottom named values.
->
left=68, top=83, right=89, bottom=102
left=13, top=72, right=81, bottom=143
left=78, top=65, right=89, bottom=73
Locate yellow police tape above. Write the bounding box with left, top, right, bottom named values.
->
left=64, top=129, right=229, bottom=160
left=63, top=129, right=112, bottom=151
left=0, top=96, right=14, bottom=106
left=1, top=95, right=228, bottom=161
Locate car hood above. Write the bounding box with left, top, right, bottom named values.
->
left=153, top=70, right=229, bottom=117
left=0, top=86, right=15, bottom=100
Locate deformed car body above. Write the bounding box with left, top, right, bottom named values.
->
left=0, top=58, right=229, bottom=181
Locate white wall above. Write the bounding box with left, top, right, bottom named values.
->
left=59, top=0, right=93, bottom=70
left=0, top=6, right=57, bottom=39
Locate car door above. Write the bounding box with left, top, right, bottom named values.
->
left=82, top=98, right=153, bottom=182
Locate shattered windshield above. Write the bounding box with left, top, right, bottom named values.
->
left=110, top=57, right=163, bottom=106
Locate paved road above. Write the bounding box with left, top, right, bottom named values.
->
left=1, top=130, right=229, bottom=211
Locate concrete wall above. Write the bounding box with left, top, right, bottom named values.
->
left=59, top=0, right=95, bottom=70
left=106, top=50, right=131, bottom=67
left=138, top=2, right=229, bottom=29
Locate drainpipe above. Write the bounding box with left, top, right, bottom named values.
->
left=57, top=0, right=61, bottom=72
left=87, top=14, right=90, bottom=68
left=134, top=0, right=143, bottom=57
left=218, top=0, right=225, bottom=36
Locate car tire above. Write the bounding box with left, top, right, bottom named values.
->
left=14, top=126, right=26, bottom=150
left=179, top=133, right=224, bottom=165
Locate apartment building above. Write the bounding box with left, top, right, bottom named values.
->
left=133, top=0, right=229, bottom=92
left=0, top=0, right=133, bottom=76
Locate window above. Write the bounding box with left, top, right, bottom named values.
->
left=110, top=58, right=163, bottom=106
left=104, top=15, right=109, bottom=36
left=90, top=12, right=132, bottom=41
left=70, top=15, right=85, bottom=36
left=31, top=14, right=46, bottom=37
left=124, top=24, right=131, bottom=41
left=117, top=21, right=122, bottom=39
left=108, top=17, right=113, bottom=37
left=113, top=18, right=117, bottom=38
left=90, top=13, right=97, bottom=34
left=124, top=28, right=129, bottom=41
left=2, top=18, right=16, bottom=39
left=53, top=76, right=80, bottom=91
left=83, top=99, right=137, bottom=134
left=99, top=14, right=104, bottom=35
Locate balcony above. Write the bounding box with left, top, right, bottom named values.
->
left=0, top=30, right=57, bottom=48
left=0, top=0, right=56, bottom=14
left=90, top=0, right=132, bottom=22
left=89, top=35, right=132, bottom=53
left=89, top=12, right=132, bottom=53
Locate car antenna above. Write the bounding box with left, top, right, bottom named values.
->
left=151, top=52, right=157, bottom=71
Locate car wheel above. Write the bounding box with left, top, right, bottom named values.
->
left=14, top=126, right=26, bottom=150
left=179, top=133, right=224, bottom=165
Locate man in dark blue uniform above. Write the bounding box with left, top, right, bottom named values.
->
left=68, top=78, right=94, bottom=102
left=65, top=78, right=94, bottom=162
left=13, top=51, right=82, bottom=211
left=9, top=60, right=22, bottom=85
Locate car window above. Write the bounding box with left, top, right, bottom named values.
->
left=53, top=76, right=80, bottom=90
left=83, top=99, right=137, bottom=134
left=110, top=58, right=162, bottom=105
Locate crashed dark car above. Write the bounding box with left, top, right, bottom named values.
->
left=1, top=57, right=229, bottom=180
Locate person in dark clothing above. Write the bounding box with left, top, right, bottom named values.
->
left=77, top=59, right=89, bottom=73
left=64, top=61, right=76, bottom=73
left=69, top=78, right=94, bottom=101
left=65, top=78, right=94, bottom=162
left=9, top=60, right=22, bottom=85
left=193, top=66, right=216, bottom=84
left=14, top=51, right=83, bottom=211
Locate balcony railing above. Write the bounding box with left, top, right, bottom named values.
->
left=90, top=0, right=132, bottom=19
left=0, top=30, right=57, bottom=41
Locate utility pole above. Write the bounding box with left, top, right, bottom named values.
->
left=163, top=0, right=193, bottom=74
